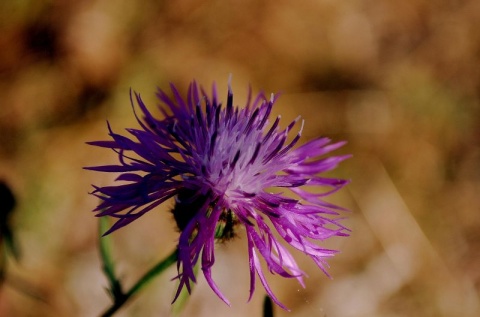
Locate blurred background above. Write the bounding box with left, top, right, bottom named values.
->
left=0, top=0, right=479, bottom=316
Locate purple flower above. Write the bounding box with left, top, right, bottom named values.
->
left=86, top=80, right=350, bottom=309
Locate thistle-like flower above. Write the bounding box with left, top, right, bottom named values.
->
left=86, top=80, right=350, bottom=309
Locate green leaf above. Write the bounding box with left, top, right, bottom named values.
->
left=98, top=216, right=123, bottom=300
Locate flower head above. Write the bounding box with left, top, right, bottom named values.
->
left=86, top=80, right=350, bottom=309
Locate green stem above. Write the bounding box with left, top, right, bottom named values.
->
left=98, top=218, right=178, bottom=317
left=125, top=249, right=178, bottom=299
left=100, top=248, right=177, bottom=317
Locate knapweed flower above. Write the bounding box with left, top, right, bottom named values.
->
left=86, top=80, right=350, bottom=309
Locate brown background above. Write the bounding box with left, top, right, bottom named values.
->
left=0, top=1, right=479, bottom=316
